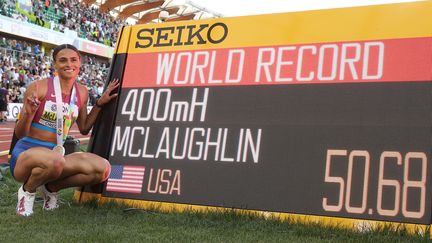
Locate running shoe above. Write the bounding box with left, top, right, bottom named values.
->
left=16, top=185, right=36, bottom=216
left=37, top=184, right=59, bottom=210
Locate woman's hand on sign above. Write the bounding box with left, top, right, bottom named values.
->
left=96, top=79, right=120, bottom=107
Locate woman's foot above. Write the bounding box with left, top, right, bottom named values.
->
left=37, top=184, right=59, bottom=210
left=16, top=185, right=36, bottom=216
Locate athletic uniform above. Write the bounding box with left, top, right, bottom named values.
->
left=9, top=78, right=82, bottom=178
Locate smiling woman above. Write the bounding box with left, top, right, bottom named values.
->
left=9, top=44, right=120, bottom=217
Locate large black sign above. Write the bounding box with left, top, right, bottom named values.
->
left=103, top=82, right=430, bottom=224
left=80, top=1, right=432, bottom=227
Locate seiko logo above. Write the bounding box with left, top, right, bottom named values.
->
left=135, top=22, right=228, bottom=49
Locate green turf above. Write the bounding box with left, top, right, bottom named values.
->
left=0, top=168, right=429, bottom=243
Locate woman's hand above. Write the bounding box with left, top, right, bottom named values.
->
left=96, top=79, right=120, bottom=107
left=24, top=91, right=40, bottom=116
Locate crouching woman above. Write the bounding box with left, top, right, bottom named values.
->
left=10, top=44, right=119, bottom=216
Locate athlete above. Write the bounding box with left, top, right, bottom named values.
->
left=10, top=44, right=119, bottom=216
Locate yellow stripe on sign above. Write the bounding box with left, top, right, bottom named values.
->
left=117, top=1, right=432, bottom=54
left=115, top=26, right=133, bottom=54
left=74, top=191, right=430, bottom=236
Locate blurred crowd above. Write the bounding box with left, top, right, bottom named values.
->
left=0, top=36, right=109, bottom=106
left=1, top=0, right=127, bottom=47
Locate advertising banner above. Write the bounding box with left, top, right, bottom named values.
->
left=0, top=15, right=113, bottom=58
left=83, top=1, right=432, bottom=227
left=0, top=15, right=73, bottom=45
left=74, top=38, right=114, bottom=58
left=5, top=103, right=92, bottom=121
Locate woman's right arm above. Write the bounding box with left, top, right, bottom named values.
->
left=15, top=81, right=42, bottom=138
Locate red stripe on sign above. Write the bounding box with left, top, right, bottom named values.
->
left=122, top=37, right=432, bottom=88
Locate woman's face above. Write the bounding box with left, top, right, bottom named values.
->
left=54, top=48, right=81, bottom=80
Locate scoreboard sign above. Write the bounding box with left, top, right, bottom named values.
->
left=79, top=1, right=432, bottom=230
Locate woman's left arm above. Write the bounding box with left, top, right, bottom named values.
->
left=76, top=79, right=119, bottom=135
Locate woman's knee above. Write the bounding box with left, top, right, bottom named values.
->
left=67, top=153, right=111, bottom=182
left=89, top=157, right=111, bottom=183
left=88, top=157, right=111, bottom=183
left=49, top=154, right=66, bottom=177
left=99, top=159, right=111, bottom=182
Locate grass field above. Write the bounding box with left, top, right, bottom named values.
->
left=0, top=167, right=430, bottom=243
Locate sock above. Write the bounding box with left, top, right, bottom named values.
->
left=45, top=184, right=54, bottom=193
left=22, top=182, right=30, bottom=192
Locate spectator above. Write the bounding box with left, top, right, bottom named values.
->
left=0, top=37, right=7, bottom=48
left=12, top=67, right=19, bottom=81
left=34, top=44, right=41, bottom=56
left=9, top=86, right=20, bottom=103
left=44, top=0, right=50, bottom=11
left=0, top=83, right=8, bottom=122
left=35, top=10, right=44, bottom=26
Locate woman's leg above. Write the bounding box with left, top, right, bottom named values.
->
left=14, top=147, right=65, bottom=192
left=45, top=152, right=110, bottom=192
left=13, top=147, right=65, bottom=216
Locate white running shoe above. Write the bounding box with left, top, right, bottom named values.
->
left=37, top=185, right=59, bottom=211
left=16, top=185, right=36, bottom=217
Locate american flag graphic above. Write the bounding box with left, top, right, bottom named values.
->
left=106, top=165, right=145, bottom=194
